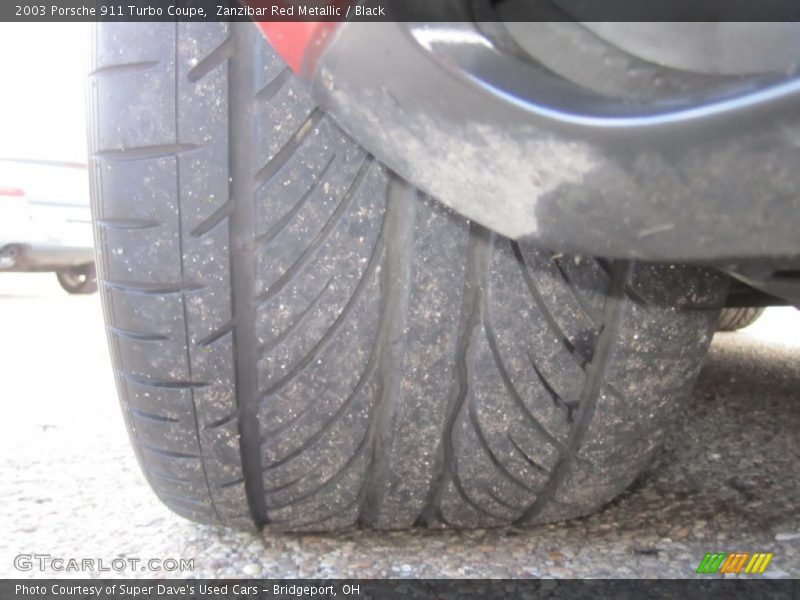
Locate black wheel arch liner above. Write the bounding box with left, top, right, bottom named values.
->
left=297, top=21, right=800, bottom=265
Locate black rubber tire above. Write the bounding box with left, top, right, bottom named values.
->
left=89, top=23, right=727, bottom=531
left=717, top=307, right=766, bottom=332
left=56, top=263, right=98, bottom=295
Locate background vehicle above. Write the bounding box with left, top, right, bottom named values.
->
left=90, top=21, right=798, bottom=532
left=0, top=159, right=96, bottom=294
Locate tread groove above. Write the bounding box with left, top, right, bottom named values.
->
left=176, top=23, right=223, bottom=523
left=255, top=66, right=293, bottom=102
left=157, top=491, right=214, bottom=509
left=94, top=143, right=199, bottom=162
left=189, top=199, right=234, bottom=238
left=117, top=369, right=208, bottom=389
left=262, top=363, right=376, bottom=471
left=256, top=277, right=332, bottom=356
left=228, top=22, right=268, bottom=527
left=513, top=243, right=591, bottom=367
left=514, top=260, right=634, bottom=525
left=263, top=474, right=304, bottom=495
left=528, top=352, right=577, bottom=422
left=483, top=315, right=566, bottom=450
left=109, top=325, right=169, bottom=342
left=149, top=469, right=192, bottom=484
left=508, top=433, right=548, bottom=474
left=91, top=60, right=159, bottom=77
left=140, top=443, right=203, bottom=460
left=254, top=153, right=337, bottom=249
left=96, top=218, right=161, bottom=231
left=103, top=280, right=205, bottom=295
left=357, top=176, right=416, bottom=527
left=418, top=226, right=506, bottom=525
left=552, top=255, right=601, bottom=326
left=254, top=155, right=373, bottom=308
left=197, top=319, right=236, bottom=348
left=130, top=408, right=180, bottom=423
left=596, top=258, right=647, bottom=305
left=267, top=427, right=372, bottom=512
left=187, top=34, right=235, bottom=82
left=467, top=395, right=534, bottom=494
left=258, top=234, right=383, bottom=399
left=218, top=477, right=245, bottom=489
left=254, top=109, right=325, bottom=189
left=204, top=411, right=238, bottom=431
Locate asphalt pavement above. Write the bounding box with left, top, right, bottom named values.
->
left=1, top=272, right=798, bottom=579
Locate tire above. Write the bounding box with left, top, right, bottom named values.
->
left=717, top=307, right=765, bottom=331
left=56, top=263, right=98, bottom=295
left=89, top=23, right=727, bottom=531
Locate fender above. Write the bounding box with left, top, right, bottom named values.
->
left=252, top=0, right=349, bottom=75
left=255, top=18, right=800, bottom=264
left=256, top=21, right=337, bottom=75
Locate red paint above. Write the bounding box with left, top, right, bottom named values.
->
left=247, top=0, right=350, bottom=76
left=255, top=22, right=337, bottom=75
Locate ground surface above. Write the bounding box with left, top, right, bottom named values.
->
left=1, top=272, right=797, bottom=579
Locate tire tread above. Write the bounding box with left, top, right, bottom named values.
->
left=90, top=22, right=727, bottom=531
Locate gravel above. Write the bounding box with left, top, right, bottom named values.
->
left=1, top=272, right=798, bottom=579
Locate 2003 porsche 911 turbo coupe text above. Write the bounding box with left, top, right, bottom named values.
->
left=89, top=14, right=800, bottom=531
